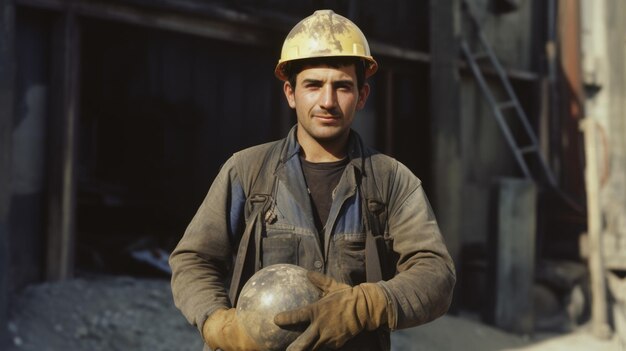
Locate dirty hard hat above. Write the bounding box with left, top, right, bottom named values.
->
left=236, top=264, right=321, bottom=351
left=274, top=9, right=378, bottom=81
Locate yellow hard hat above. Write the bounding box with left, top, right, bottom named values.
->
left=274, top=9, right=378, bottom=81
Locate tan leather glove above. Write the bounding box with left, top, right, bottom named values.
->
left=274, top=271, right=389, bottom=351
left=202, top=308, right=262, bottom=351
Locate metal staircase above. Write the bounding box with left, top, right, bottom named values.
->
left=460, top=0, right=558, bottom=188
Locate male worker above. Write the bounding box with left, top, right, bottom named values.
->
left=170, top=9, right=456, bottom=351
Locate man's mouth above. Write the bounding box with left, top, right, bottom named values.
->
left=313, top=115, right=340, bottom=121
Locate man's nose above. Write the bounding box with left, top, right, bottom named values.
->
left=319, top=84, right=337, bottom=110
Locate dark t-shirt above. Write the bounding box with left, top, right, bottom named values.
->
left=300, top=156, right=349, bottom=246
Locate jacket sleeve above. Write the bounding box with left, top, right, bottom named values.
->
left=378, top=161, right=456, bottom=330
left=169, top=155, right=246, bottom=333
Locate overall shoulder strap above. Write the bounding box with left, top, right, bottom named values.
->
left=233, top=140, right=284, bottom=208
left=361, top=153, right=394, bottom=351
left=228, top=140, right=283, bottom=304
left=361, top=152, right=392, bottom=282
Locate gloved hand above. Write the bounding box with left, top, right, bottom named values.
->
left=202, top=308, right=262, bottom=351
left=274, top=271, right=389, bottom=351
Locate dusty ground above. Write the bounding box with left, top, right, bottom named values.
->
left=4, top=275, right=624, bottom=351
left=5, top=275, right=203, bottom=351
left=392, top=314, right=622, bottom=351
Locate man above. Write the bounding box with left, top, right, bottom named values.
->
left=170, top=9, right=455, bottom=351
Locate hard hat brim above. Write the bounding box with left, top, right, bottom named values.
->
left=274, top=55, right=378, bottom=81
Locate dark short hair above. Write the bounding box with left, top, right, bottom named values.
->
left=285, top=57, right=367, bottom=91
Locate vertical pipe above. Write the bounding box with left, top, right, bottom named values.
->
left=46, top=11, right=80, bottom=281
left=580, top=118, right=612, bottom=339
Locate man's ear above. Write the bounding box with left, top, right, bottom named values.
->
left=283, top=81, right=296, bottom=109
left=356, top=83, right=370, bottom=110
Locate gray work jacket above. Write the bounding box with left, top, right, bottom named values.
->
left=169, top=127, right=456, bottom=350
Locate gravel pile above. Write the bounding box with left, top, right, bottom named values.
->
left=6, top=275, right=203, bottom=351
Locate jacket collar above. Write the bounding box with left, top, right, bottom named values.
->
left=279, top=125, right=366, bottom=174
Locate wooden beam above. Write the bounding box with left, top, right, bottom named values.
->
left=16, top=0, right=275, bottom=47
left=0, top=0, right=15, bottom=346
left=370, top=41, right=431, bottom=64
left=45, top=11, right=79, bottom=281
left=15, top=0, right=540, bottom=82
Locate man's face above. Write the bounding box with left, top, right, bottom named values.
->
left=283, top=64, right=370, bottom=146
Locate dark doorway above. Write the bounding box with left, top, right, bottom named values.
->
left=77, top=19, right=282, bottom=276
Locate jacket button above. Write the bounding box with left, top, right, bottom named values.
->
left=313, top=260, right=323, bottom=270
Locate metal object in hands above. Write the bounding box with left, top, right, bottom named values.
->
left=236, top=264, right=322, bottom=351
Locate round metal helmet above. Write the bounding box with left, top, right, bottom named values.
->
left=274, top=9, right=378, bottom=81
left=236, top=264, right=321, bottom=350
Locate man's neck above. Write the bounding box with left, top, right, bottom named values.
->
left=297, top=130, right=349, bottom=163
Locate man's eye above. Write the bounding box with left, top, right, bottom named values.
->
left=337, top=85, right=352, bottom=91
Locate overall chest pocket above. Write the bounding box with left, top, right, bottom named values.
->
left=262, top=224, right=299, bottom=267
left=335, top=234, right=366, bottom=285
